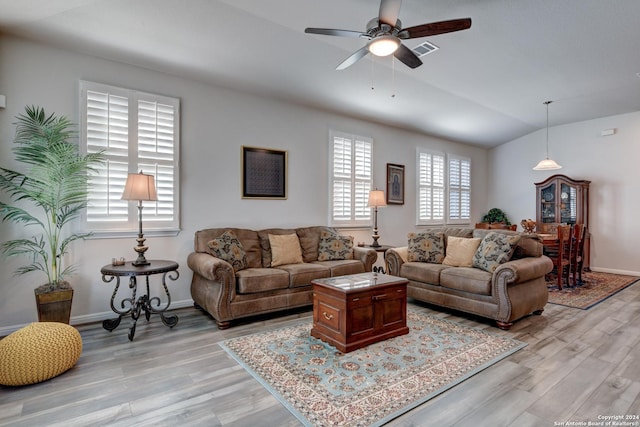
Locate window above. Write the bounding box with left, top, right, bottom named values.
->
left=80, top=81, right=180, bottom=235
left=417, top=149, right=471, bottom=225
left=416, top=149, right=445, bottom=225
left=329, top=131, right=372, bottom=227
left=448, top=155, right=471, bottom=223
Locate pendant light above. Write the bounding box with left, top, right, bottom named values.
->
left=533, top=101, right=562, bottom=171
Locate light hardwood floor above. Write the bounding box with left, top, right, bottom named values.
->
left=2, top=282, right=640, bottom=427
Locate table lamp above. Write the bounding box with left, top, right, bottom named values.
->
left=367, top=189, right=387, bottom=247
left=121, top=171, right=157, bottom=266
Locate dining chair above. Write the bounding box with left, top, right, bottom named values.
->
left=569, top=224, right=586, bottom=286
left=545, top=224, right=571, bottom=290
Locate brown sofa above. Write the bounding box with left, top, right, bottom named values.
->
left=188, top=226, right=377, bottom=328
left=385, top=228, right=552, bottom=330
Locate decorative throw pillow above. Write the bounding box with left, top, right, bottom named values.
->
left=443, top=237, right=482, bottom=267
left=206, top=230, right=248, bottom=272
left=407, top=231, right=445, bottom=263
left=473, top=232, right=521, bottom=273
left=269, top=233, right=304, bottom=267
left=317, top=230, right=354, bottom=261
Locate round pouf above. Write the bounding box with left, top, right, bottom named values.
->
left=0, top=322, right=82, bottom=386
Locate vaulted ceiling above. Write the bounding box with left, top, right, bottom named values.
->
left=1, top=0, right=640, bottom=147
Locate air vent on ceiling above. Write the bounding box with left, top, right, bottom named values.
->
left=412, top=41, right=439, bottom=57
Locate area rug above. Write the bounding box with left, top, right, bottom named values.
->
left=547, top=271, right=639, bottom=309
left=220, top=310, right=526, bottom=427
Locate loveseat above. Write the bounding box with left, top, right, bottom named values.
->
left=188, top=226, right=377, bottom=328
left=385, top=228, right=552, bottom=330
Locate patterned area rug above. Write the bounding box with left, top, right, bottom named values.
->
left=220, top=310, right=526, bottom=427
left=547, top=271, right=639, bottom=309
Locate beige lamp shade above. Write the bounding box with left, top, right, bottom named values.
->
left=367, top=189, right=387, bottom=208
left=121, top=172, right=158, bottom=201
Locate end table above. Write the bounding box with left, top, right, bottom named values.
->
left=101, top=259, right=179, bottom=341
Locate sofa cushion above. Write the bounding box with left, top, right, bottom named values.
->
left=317, top=230, right=354, bottom=261
left=314, top=260, right=365, bottom=277
left=206, top=230, right=248, bottom=272
left=400, top=262, right=449, bottom=285
left=196, top=228, right=262, bottom=268
left=443, top=236, right=482, bottom=267
left=235, top=268, right=290, bottom=294
left=296, top=226, right=334, bottom=262
left=440, top=267, right=493, bottom=295
left=268, top=233, right=304, bottom=267
left=258, top=228, right=297, bottom=267
left=275, top=263, right=330, bottom=288
left=473, top=232, right=521, bottom=273
left=407, top=231, right=445, bottom=263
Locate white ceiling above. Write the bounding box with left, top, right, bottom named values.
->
left=1, top=0, right=640, bottom=147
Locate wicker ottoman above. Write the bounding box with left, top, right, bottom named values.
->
left=0, top=322, right=83, bottom=386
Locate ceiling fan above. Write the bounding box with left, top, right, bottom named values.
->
left=305, top=0, right=471, bottom=70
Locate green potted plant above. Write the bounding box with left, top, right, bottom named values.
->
left=0, top=106, right=104, bottom=323
left=481, top=208, right=511, bottom=225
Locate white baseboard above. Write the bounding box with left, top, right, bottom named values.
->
left=0, top=299, right=195, bottom=338
left=590, top=267, right=640, bottom=277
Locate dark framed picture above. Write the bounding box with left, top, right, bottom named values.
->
left=386, top=163, right=404, bottom=205
left=242, top=146, right=287, bottom=199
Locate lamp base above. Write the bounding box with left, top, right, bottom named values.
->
left=370, top=230, right=381, bottom=248
left=132, top=234, right=150, bottom=266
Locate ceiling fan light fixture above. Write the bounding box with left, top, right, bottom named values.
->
left=368, top=35, right=400, bottom=56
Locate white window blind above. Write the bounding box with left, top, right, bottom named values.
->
left=417, top=149, right=445, bottom=225
left=80, top=81, right=180, bottom=234
left=448, top=155, right=471, bottom=223
left=329, top=131, right=372, bottom=227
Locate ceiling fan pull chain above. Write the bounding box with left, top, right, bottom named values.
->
left=371, top=55, right=375, bottom=91
left=391, top=56, right=396, bottom=98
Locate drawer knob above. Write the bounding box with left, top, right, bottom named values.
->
left=372, top=294, right=387, bottom=301
left=323, top=311, right=334, bottom=321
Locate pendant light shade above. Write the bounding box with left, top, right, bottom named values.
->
left=533, top=100, right=562, bottom=171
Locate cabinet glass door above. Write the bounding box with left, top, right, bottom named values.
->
left=560, top=183, right=577, bottom=224
left=540, top=183, right=556, bottom=223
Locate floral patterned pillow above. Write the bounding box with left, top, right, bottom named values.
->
left=407, top=231, right=445, bottom=263
left=207, top=230, right=248, bottom=272
left=317, top=231, right=354, bottom=261
left=472, top=232, right=521, bottom=273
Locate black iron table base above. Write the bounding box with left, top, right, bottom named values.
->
left=101, top=260, right=179, bottom=341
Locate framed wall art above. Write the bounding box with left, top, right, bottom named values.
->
left=242, top=146, right=287, bottom=199
left=386, top=163, right=404, bottom=205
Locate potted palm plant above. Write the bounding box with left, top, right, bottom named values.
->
left=0, top=106, right=104, bottom=323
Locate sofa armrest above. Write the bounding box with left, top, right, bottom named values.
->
left=187, top=252, right=236, bottom=324
left=353, top=246, right=378, bottom=272
left=492, top=255, right=553, bottom=321
left=385, top=247, right=408, bottom=276
left=493, top=255, right=553, bottom=286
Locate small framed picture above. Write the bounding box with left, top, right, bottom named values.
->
left=386, top=163, right=404, bottom=205
left=242, top=146, right=287, bottom=199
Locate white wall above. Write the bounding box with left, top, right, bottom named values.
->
left=488, top=111, right=640, bottom=275
left=0, top=35, right=488, bottom=330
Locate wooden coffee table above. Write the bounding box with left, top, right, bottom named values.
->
left=310, top=272, right=409, bottom=353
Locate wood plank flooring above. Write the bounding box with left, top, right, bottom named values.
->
left=2, top=282, right=640, bottom=427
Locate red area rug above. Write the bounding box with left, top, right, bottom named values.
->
left=547, top=271, right=639, bottom=309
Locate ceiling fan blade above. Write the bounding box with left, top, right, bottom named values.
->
left=336, top=46, right=370, bottom=70
left=401, top=18, right=472, bottom=39
left=378, top=0, right=402, bottom=26
left=305, top=28, right=365, bottom=38
left=393, top=44, right=422, bottom=69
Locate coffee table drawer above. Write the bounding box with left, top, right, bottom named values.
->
left=316, top=300, right=341, bottom=331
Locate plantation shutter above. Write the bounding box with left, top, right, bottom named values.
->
left=329, top=131, right=372, bottom=227
left=417, top=150, right=445, bottom=225
left=448, top=156, right=471, bottom=223
left=81, top=81, right=180, bottom=234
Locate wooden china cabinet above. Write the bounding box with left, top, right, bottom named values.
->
left=535, top=174, right=591, bottom=269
